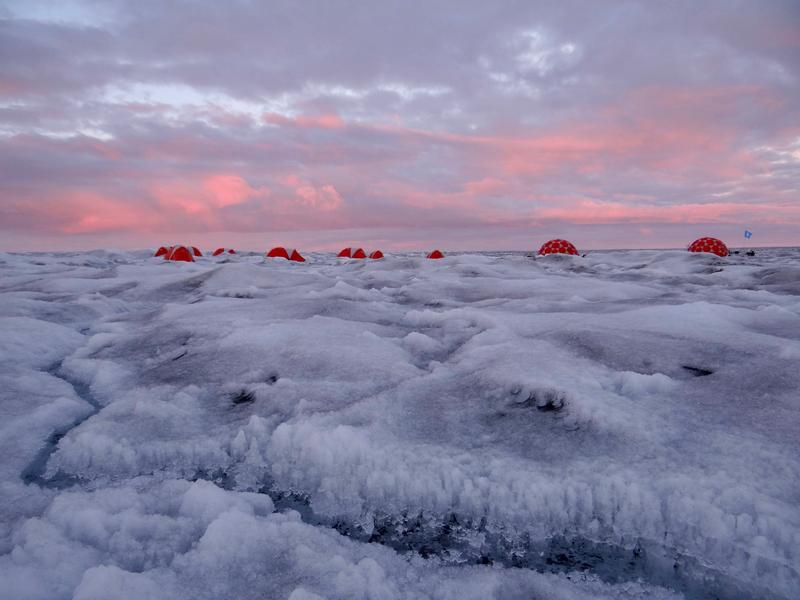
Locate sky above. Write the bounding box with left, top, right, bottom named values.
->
left=1, top=0, right=799, bottom=251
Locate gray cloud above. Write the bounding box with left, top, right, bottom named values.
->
left=1, top=0, right=798, bottom=249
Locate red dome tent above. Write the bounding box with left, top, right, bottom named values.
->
left=351, top=248, right=367, bottom=259
left=538, top=239, right=579, bottom=256
left=164, top=246, right=195, bottom=262
left=266, top=247, right=305, bottom=262
left=212, top=248, right=236, bottom=256
left=190, top=246, right=203, bottom=257
left=369, top=250, right=384, bottom=259
left=337, top=247, right=352, bottom=258
left=154, top=246, right=171, bottom=257
left=288, top=249, right=306, bottom=262
left=688, top=237, right=729, bottom=257
left=427, top=250, right=444, bottom=259
left=266, top=246, right=289, bottom=259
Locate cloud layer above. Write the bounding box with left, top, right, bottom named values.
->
left=1, top=0, right=798, bottom=250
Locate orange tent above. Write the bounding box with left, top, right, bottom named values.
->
left=266, top=247, right=305, bottom=262
left=266, top=246, right=290, bottom=259
left=164, top=246, right=195, bottom=262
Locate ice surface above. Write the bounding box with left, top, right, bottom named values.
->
left=0, top=248, right=798, bottom=599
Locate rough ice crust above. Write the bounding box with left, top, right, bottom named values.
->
left=1, top=248, right=799, bottom=599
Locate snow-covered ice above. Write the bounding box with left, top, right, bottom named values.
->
left=0, top=248, right=798, bottom=599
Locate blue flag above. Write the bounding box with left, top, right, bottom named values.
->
left=744, top=230, right=753, bottom=239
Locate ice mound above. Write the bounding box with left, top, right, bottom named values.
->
left=1, top=478, right=684, bottom=600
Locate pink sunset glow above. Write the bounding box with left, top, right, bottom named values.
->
left=1, top=1, right=798, bottom=251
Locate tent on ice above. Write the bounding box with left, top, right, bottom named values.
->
left=163, top=246, right=195, bottom=262
left=154, top=246, right=171, bottom=257
left=688, top=237, right=729, bottom=257
left=266, top=247, right=305, bottom=262
left=212, top=248, right=236, bottom=256
left=538, top=239, right=579, bottom=256
left=339, top=247, right=380, bottom=259
left=427, top=250, right=444, bottom=259
left=338, top=247, right=367, bottom=258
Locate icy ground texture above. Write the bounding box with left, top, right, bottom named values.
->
left=0, top=249, right=798, bottom=600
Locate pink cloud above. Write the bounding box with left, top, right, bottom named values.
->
left=1, top=81, right=796, bottom=248
left=263, top=112, right=345, bottom=129
left=202, top=174, right=267, bottom=207
left=536, top=199, right=800, bottom=225
left=463, top=177, right=508, bottom=196
left=148, top=173, right=272, bottom=227
left=45, top=191, right=160, bottom=235
left=294, top=183, right=343, bottom=211
left=334, top=85, right=769, bottom=184
left=271, top=175, right=344, bottom=211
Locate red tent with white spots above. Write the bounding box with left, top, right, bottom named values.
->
left=212, top=248, right=236, bottom=256
left=688, top=237, right=729, bottom=257
left=266, top=247, right=305, bottom=262
left=427, top=250, right=444, bottom=259
left=369, top=250, right=384, bottom=259
left=538, top=239, right=579, bottom=256
left=164, top=246, right=195, bottom=262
